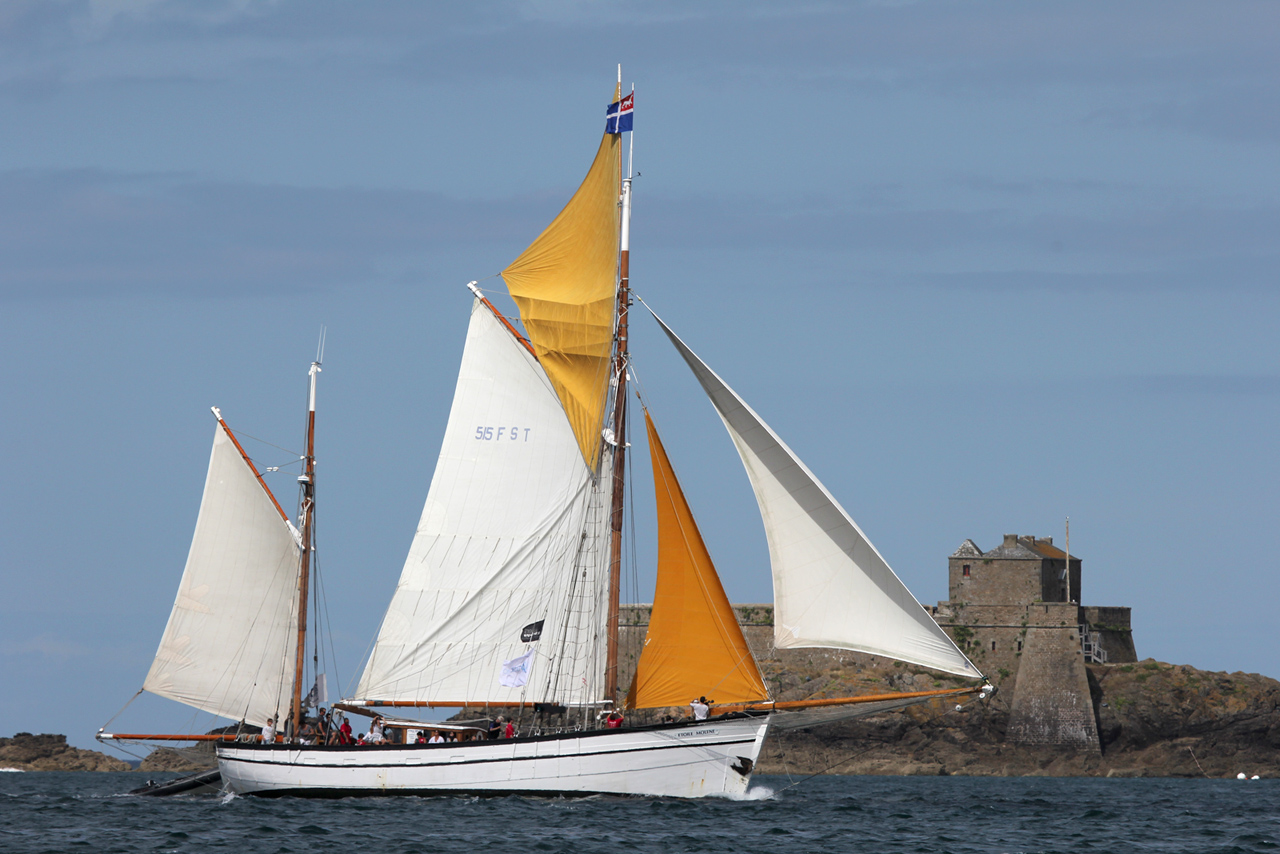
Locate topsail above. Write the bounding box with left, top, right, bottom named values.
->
left=501, top=130, right=621, bottom=471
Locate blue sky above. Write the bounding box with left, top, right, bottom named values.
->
left=1, top=1, right=1277, bottom=750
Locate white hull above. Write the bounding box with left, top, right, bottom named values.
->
left=218, top=715, right=771, bottom=799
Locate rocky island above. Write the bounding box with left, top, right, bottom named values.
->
left=0, top=733, right=130, bottom=772
left=751, top=654, right=1280, bottom=778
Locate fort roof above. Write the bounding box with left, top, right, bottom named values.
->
left=950, top=534, right=1076, bottom=561
left=1020, top=536, right=1069, bottom=560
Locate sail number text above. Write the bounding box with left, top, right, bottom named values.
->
left=474, top=426, right=532, bottom=442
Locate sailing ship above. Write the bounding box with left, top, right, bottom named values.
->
left=101, top=74, right=989, bottom=798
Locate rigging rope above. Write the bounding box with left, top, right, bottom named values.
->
left=231, top=431, right=300, bottom=458
left=99, top=689, right=144, bottom=732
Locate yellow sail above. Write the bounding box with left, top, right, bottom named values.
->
left=627, top=411, right=770, bottom=709
left=501, top=121, right=621, bottom=470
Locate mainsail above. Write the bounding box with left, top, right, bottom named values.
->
left=648, top=308, right=982, bottom=680
left=627, top=411, right=769, bottom=709
left=143, top=423, right=302, bottom=727
left=355, top=299, right=612, bottom=706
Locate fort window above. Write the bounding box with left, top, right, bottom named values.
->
left=962, top=564, right=971, bottom=577
left=991, top=640, right=997, bottom=651
left=1017, top=640, right=1023, bottom=651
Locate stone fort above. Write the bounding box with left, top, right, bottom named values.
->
left=618, top=532, right=1134, bottom=752
left=931, top=533, right=1135, bottom=751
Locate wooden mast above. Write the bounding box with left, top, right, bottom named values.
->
left=604, top=72, right=633, bottom=704
left=290, top=358, right=320, bottom=737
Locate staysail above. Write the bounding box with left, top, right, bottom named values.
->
left=501, top=125, right=621, bottom=471
left=648, top=308, right=982, bottom=679
left=143, top=423, right=302, bottom=726
left=355, top=299, right=612, bottom=706
left=626, top=411, right=769, bottom=709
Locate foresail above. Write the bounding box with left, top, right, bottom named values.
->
left=501, top=129, right=621, bottom=471
left=648, top=308, right=982, bottom=679
left=355, top=299, right=612, bottom=706
left=143, top=424, right=301, bottom=726
left=626, top=412, right=769, bottom=709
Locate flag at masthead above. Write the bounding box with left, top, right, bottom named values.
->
left=606, top=92, right=633, bottom=134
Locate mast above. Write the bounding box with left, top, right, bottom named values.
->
left=604, top=70, right=633, bottom=703
left=290, top=357, right=321, bottom=736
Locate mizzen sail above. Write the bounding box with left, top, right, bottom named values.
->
left=626, top=411, right=769, bottom=709
left=648, top=308, right=982, bottom=680
left=355, top=299, right=612, bottom=706
left=143, top=423, right=302, bottom=726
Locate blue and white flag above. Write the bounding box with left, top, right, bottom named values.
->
left=499, top=649, right=535, bottom=688
left=606, top=92, right=634, bottom=134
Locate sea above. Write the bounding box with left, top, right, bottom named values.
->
left=1, top=772, right=1277, bottom=854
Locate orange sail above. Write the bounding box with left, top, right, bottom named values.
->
left=501, top=115, right=621, bottom=471
left=627, top=411, right=770, bottom=709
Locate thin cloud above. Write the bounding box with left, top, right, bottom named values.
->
left=0, top=634, right=90, bottom=659
left=1126, top=374, right=1280, bottom=397
left=5, top=1, right=1275, bottom=98
left=0, top=168, right=555, bottom=299
left=2, top=169, right=1275, bottom=300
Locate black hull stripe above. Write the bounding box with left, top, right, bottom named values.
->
left=245, top=787, right=687, bottom=800
left=222, top=737, right=759, bottom=771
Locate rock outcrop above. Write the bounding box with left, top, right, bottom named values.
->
left=138, top=746, right=217, bottom=773
left=0, top=733, right=130, bottom=772
left=755, top=658, right=1280, bottom=778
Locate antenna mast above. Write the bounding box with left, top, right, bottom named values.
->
left=1065, top=516, right=1071, bottom=603
left=604, top=67, right=633, bottom=704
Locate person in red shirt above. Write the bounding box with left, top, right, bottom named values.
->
left=605, top=711, right=624, bottom=729
left=503, top=719, right=516, bottom=739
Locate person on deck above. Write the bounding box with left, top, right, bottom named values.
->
left=316, top=708, right=331, bottom=744
left=690, top=697, right=711, bottom=720
left=489, top=717, right=504, bottom=739
left=260, top=717, right=276, bottom=744
left=368, top=716, right=385, bottom=744
left=503, top=719, right=516, bottom=739
left=338, top=715, right=353, bottom=745
left=606, top=711, right=624, bottom=729
left=428, top=730, right=445, bottom=744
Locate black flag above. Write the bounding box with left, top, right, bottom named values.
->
left=521, top=620, right=545, bottom=642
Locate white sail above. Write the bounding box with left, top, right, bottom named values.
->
left=356, top=299, right=611, bottom=706
left=143, top=424, right=302, bottom=726
left=649, top=309, right=981, bottom=679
